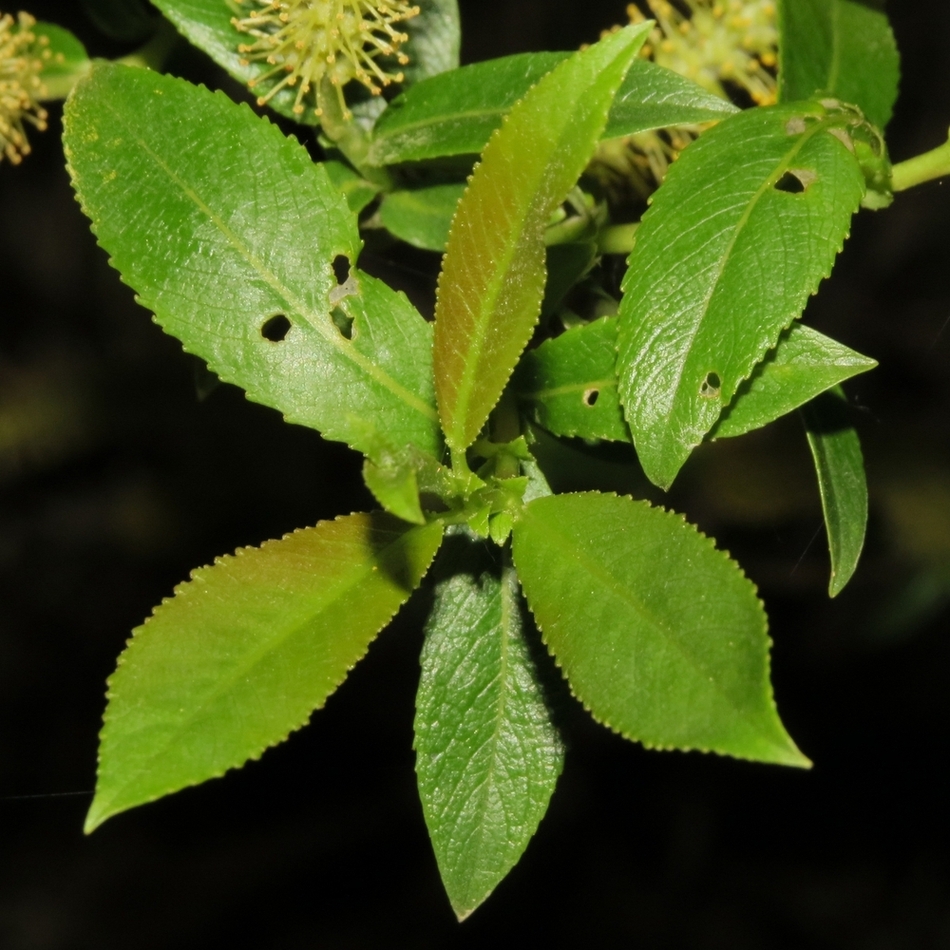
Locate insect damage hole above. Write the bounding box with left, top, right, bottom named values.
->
left=583, top=388, right=600, bottom=407
left=700, top=372, right=721, bottom=398
left=332, top=255, right=351, bottom=285
left=261, top=314, right=291, bottom=342
left=774, top=169, right=816, bottom=194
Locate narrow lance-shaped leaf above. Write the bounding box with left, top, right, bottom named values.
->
left=64, top=64, right=441, bottom=459
left=87, top=513, right=444, bottom=832
left=778, top=0, right=900, bottom=130
left=415, top=535, right=563, bottom=920
left=616, top=100, right=865, bottom=490
left=802, top=388, right=868, bottom=597
left=513, top=493, right=808, bottom=766
left=370, top=52, right=737, bottom=167
left=433, top=23, right=650, bottom=455
left=515, top=317, right=875, bottom=445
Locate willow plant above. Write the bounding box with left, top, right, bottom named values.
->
left=4, top=0, right=949, bottom=920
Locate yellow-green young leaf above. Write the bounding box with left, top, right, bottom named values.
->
left=512, top=493, right=808, bottom=767
left=415, top=537, right=563, bottom=920
left=616, top=100, right=865, bottom=490
left=86, top=513, right=444, bottom=833
left=433, top=23, right=650, bottom=454
left=64, top=64, right=440, bottom=459
left=802, top=388, right=868, bottom=597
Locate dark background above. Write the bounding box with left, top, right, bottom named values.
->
left=2, top=1, right=949, bottom=946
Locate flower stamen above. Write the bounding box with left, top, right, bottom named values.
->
left=1, top=11, right=50, bottom=165
left=230, top=0, right=420, bottom=119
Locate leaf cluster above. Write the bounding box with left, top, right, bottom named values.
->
left=47, top=0, right=903, bottom=919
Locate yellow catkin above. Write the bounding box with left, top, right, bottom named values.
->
left=0, top=11, right=49, bottom=165
left=230, top=0, right=420, bottom=119
left=591, top=0, right=777, bottom=199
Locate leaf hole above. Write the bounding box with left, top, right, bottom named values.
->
left=331, top=306, right=353, bottom=340
left=700, top=372, right=721, bottom=398
left=583, top=389, right=600, bottom=407
left=261, top=314, right=291, bottom=342
left=332, top=255, right=351, bottom=285
left=774, top=170, right=815, bottom=194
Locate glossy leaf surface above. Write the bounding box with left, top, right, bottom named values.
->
left=778, top=0, right=900, bottom=129
left=434, top=25, right=649, bottom=453
left=512, top=493, right=808, bottom=766
left=516, top=317, right=874, bottom=446
left=65, top=65, right=440, bottom=459
left=379, top=182, right=466, bottom=251
left=714, top=324, right=876, bottom=438
left=616, top=101, right=865, bottom=489
left=370, top=53, right=736, bottom=166
left=87, top=514, right=444, bottom=831
left=803, top=389, right=868, bottom=596
left=415, top=537, right=563, bottom=920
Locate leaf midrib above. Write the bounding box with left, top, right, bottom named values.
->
left=657, top=113, right=837, bottom=429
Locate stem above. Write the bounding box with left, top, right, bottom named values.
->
left=597, top=222, right=638, bottom=255
left=317, top=77, right=392, bottom=189
left=891, top=131, right=950, bottom=193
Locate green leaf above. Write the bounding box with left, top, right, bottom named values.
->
left=713, top=324, right=877, bottom=439
left=512, top=493, right=808, bottom=767
left=415, top=537, right=563, bottom=920
left=616, top=100, right=865, bottom=490
left=778, top=0, right=900, bottom=129
left=602, top=57, right=739, bottom=139
left=433, top=24, right=650, bottom=455
left=515, top=319, right=875, bottom=446
left=86, top=513, right=444, bottom=832
left=322, top=159, right=381, bottom=214
left=64, top=65, right=441, bottom=459
left=33, top=22, right=91, bottom=100
left=513, top=317, right=629, bottom=443
left=378, top=182, right=466, bottom=251
left=370, top=52, right=737, bottom=167
left=802, top=388, right=868, bottom=596
left=401, top=0, right=460, bottom=85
